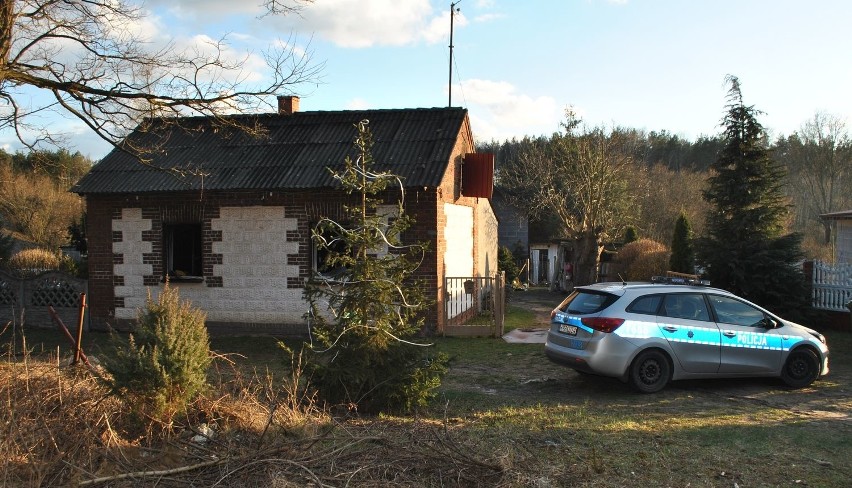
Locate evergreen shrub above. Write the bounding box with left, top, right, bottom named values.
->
left=103, top=284, right=210, bottom=423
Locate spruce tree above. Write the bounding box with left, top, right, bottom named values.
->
left=303, top=121, right=447, bottom=414
left=0, top=227, right=13, bottom=262
left=669, top=212, right=694, bottom=274
left=498, top=245, right=521, bottom=284
left=623, top=226, right=638, bottom=244
left=697, top=76, right=809, bottom=319
left=103, top=284, right=211, bottom=423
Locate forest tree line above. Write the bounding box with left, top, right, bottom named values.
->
left=480, top=111, right=851, bottom=262
left=0, top=148, right=91, bottom=252
left=0, top=110, right=848, bottom=273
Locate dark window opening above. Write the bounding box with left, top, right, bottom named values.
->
left=164, top=223, right=203, bottom=281
left=312, top=224, right=351, bottom=280
left=385, top=216, right=408, bottom=254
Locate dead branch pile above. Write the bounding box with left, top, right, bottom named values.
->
left=2, top=352, right=506, bottom=487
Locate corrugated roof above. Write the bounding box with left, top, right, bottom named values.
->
left=821, top=210, right=852, bottom=220
left=72, top=107, right=468, bottom=194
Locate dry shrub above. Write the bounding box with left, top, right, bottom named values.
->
left=0, top=166, right=84, bottom=250
left=0, top=342, right=330, bottom=486
left=616, top=238, right=671, bottom=281
left=0, top=349, right=128, bottom=486
left=2, top=335, right=503, bottom=487
left=202, top=348, right=328, bottom=442
left=7, top=248, right=60, bottom=273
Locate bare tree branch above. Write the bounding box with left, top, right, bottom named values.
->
left=1, top=0, right=321, bottom=156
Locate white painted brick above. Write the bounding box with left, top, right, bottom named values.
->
left=125, top=296, right=146, bottom=310
left=113, top=241, right=152, bottom=255
left=124, top=275, right=145, bottom=287
left=115, top=308, right=136, bottom=319
left=114, top=264, right=153, bottom=276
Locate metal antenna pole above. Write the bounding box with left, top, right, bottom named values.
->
left=448, top=1, right=460, bottom=107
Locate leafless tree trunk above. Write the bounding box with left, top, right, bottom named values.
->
left=499, top=110, right=638, bottom=286
left=785, top=112, right=852, bottom=244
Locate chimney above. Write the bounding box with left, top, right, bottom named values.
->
left=277, top=95, right=300, bottom=115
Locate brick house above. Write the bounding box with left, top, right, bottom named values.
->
left=72, top=98, right=497, bottom=334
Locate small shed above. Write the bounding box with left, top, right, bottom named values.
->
left=821, top=210, right=852, bottom=264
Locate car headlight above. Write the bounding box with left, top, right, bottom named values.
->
left=810, top=331, right=827, bottom=345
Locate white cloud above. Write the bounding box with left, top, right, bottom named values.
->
left=345, top=98, right=371, bottom=110
left=458, top=79, right=563, bottom=142
left=145, top=0, right=263, bottom=22
left=141, top=1, right=472, bottom=49
left=264, top=0, right=458, bottom=48
left=473, top=13, right=505, bottom=23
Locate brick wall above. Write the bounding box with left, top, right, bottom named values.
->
left=85, top=189, right=446, bottom=333
left=430, top=116, right=493, bottom=332
left=491, top=193, right=529, bottom=255
left=83, top=118, right=487, bottom=335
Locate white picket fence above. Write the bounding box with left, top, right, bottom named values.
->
left=811, top=260, right=852, bottom=311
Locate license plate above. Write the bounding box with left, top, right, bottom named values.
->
left=559, top=324, right=578, bottom=335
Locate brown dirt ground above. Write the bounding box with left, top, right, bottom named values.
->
left=487, top=287, right=852, bottom=419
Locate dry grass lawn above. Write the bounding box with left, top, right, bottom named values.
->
left=2, top=303, right=850, bottom=487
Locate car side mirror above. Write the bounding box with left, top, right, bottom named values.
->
left=762, top=317, right=779, bottom=329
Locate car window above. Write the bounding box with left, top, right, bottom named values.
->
left=660, top=293, right=710, bottom=321
left=557, top=290, right=618, bottom=315
left=626, top=294, right=663, bottom=315
left=707, top=295, right=765, bottom=327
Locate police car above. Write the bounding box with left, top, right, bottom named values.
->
left=544, top=277, right=830, bottom=393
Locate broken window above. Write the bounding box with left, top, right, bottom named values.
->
left=164, top=223, right=203, bottom=281
left=312, top=223, right=350, bottom=280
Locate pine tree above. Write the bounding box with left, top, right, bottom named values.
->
left=697, top=76, right=809, bottom=319
left=669, top=212, right=694, bottom=274
left=303, top=121, right=447, bottom=414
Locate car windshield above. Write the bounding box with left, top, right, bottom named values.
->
left=559, top=290, right=618, bottom=315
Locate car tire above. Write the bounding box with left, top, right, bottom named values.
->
left=628, top=350, right=672, bottom=393
left=780, top=348, right=820, bottom=388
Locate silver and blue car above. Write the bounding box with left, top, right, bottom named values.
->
left=545, top=277, right=830, bottom=393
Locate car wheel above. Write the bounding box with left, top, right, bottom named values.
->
left=780, top=349, right=820, bottom=388
left=629, top=350, right=672, bottom=393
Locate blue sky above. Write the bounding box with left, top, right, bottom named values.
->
left=4, top=0, right=851, bottom=159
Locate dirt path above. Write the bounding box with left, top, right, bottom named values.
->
left=509, top=287, right=564, bottom=329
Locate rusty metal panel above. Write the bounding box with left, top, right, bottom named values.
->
left=461, top=152, right=494, bottom=199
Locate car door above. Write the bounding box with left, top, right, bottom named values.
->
left=706, top=294, right=783, bottom=374
left=656, top=293, right=721, bottom=373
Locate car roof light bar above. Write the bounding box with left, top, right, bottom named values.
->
left=650, top=275, right=711, bottom=286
